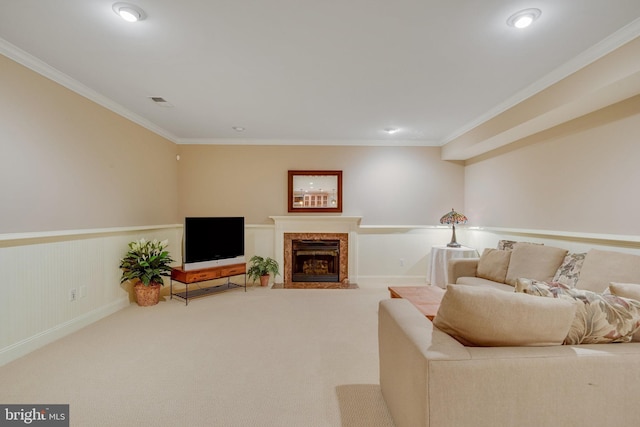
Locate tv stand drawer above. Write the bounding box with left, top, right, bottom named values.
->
left=220, top=264, right=246, bottom=277
left=191, top=270, right=221, bottom=282
left=171, top=264, right=246, bottom=284
left=171, top=268, right=218, bottom=283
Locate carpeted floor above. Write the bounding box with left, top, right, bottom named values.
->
left=336, top=384, right=396, bottom=427
left=0, top=286, right=395, bottom=426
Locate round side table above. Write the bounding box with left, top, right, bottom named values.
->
left=429, top=245, right=478, bottom=288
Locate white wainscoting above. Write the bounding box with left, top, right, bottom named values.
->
left=248, top=223, right=640, bottom=287
left=247, top=222, right=464, bottom=287
left=0, top=225, right=183, bottom=367
left=356, top=226, right=455, bottom=287
left=245, top=224, right=277, bottom=286
left=465, top=227, right=640, bottom=256
left=264, top=219, right=458, bottom=288
left=5, top=222, right=639, bottom=366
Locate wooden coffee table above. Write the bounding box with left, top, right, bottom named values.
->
left=388, top=285, right=445, bottom=320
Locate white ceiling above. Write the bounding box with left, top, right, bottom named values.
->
left=1, top=1, right=640, bottom=147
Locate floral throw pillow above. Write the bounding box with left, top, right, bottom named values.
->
left=516, top=278, right=640, bottom=345
left=552, top=252, right=586, bottom=288
left=514, top=277, right=557, bottom=295
left=497, top=240, right=543, bottom=251
left=608, top=282, right=640, bottom=342
left=497, top=240, right=518, bottom=251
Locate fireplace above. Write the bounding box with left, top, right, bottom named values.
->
left=284, top=233, right=349, bottom=288
left=292, top=239, right=340, bottom=282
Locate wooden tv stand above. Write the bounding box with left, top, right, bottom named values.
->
left=170, top=263, right=246, bottom=305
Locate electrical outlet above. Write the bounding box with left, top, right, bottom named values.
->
left=69, top=288, right=77, bottom=302
left=399, top=258, right=405, bottom=266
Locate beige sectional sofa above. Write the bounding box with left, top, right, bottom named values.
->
left=378, top=244, right=640, bottom=427
left=448, top=243, right=640, bottom=294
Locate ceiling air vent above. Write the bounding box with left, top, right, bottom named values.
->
left=149, top=96, right=173, bottom=107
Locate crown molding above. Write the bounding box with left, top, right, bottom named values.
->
left=441, top=17, right=640, bottom=146
left=176, top=138, right=439, bottom=146
left=0, top=38, right=179, bottom=144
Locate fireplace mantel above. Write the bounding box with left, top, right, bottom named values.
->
left=269, top=216, right=362, bottom=227
left=269, top=216, right=362, bottom=284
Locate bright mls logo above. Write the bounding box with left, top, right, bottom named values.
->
left=0, top=405, right=68, bottom=426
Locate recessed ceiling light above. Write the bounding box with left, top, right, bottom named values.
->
left=112, top=3, right=147, bottom=22
left=507, top=8, right=541, bottom=29
left=383, top=127, right=399, bottom=134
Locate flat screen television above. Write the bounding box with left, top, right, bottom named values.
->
left=183, top=217, right=245, bottom=271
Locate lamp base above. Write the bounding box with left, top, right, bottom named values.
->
left=446, top=224, right=462, bottom=248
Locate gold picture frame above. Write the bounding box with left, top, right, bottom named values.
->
left=288, top=170, right=342, bottom=213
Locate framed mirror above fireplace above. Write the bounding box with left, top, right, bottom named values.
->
left=288, top=170, right=342, bottom=213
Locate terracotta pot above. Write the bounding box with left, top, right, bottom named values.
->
left=259, top=275, right=270, bottom=287
left=134, top=282, right=161, bottom=306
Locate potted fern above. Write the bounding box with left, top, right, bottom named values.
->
left=247, top=255, right=280, bottom=287
left=119, top=238, right=174, bottom=306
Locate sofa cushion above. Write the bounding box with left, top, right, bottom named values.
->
left=433, top=284, right=576, bottom=347
left=576, top=249, right=640, bottom=293
left=504, top=243, right=567, bottom=286
left=455, top=276, right=515, bottom=291
left=552, top=252, right=586, bottom=288
left=517, top=279, right=640, bottom=345
left=608, top=282, right=640, bottom=342
left=476, top=248, right=511, bottom=283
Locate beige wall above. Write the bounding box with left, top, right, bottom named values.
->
left=464, top=96, right=640, bottom=235
left=0, top=55, right=179, bottom=233
left=177, top=144, right=465, bottom=225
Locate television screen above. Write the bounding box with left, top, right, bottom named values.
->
left=184, top=217, right=245, bottom=268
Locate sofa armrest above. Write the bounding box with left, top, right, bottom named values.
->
left=447, top=257, right=479, bottom=284
left=378, top=299, right=469, bottom=427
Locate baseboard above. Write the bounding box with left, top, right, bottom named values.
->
left=356, top=276, right=428, bottom=289
left=0, top=297, right=129, bottom=367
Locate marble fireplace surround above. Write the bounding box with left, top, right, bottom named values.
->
left=284, top=232, right=348, bottom=287
left=270, top=216, right=361, bottom=287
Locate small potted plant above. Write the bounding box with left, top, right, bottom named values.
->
left=119, top=238, right=174, bottom=306
left=247, top=255, right=280, bottom=287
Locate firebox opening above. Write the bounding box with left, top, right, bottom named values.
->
left=292, top=239, right=340, bottom=282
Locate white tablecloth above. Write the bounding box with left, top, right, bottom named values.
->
left=429, top=245, right=478, bottom=288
